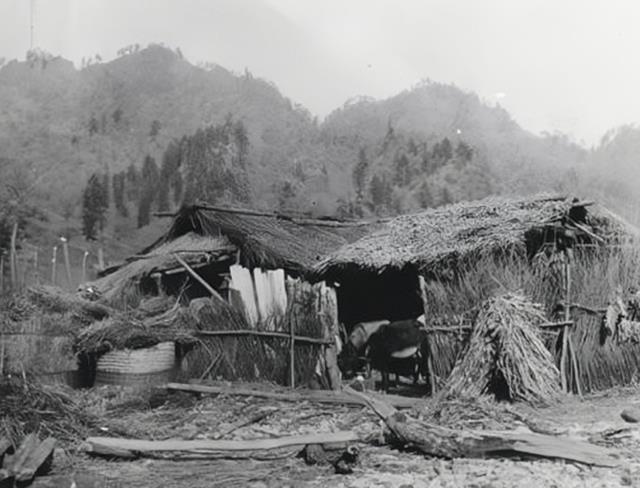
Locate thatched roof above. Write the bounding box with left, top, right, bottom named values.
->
left=87, top=205, right=379, bottom=306
left=314, top=194, right=637, bottom=279
left=148, top=204, right=378, bottom=274
left=87, top=232, right=234, bottom=305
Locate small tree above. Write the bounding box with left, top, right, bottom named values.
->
left=82, top=173, right=107, bottom=239
left=353, top=148, right=369, bottom=200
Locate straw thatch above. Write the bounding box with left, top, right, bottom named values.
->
left=88, top=233, right=235, bottom=306
left=315, top=194, right=635, bottom=278
left=443, top=293, right=561, bottom=405
left=153, top=205, right=376, bottom=273
left=89, top=205, right=377, bottom=308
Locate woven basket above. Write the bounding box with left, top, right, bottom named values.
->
left=95, top=342, right=176, bottom=386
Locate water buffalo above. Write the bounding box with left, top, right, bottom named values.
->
left=338, top=319, right=390, bottom=378
left=365, top=318, right=428, bottom=392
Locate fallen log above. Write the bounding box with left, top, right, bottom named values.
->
left=86, top=432, right=359, bottom=460
left=167, top=382, right=422, bottom=409
left=346, top=388, right=619, bottom=467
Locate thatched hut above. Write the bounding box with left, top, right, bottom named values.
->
left=90, top=204, right=376, bottom=308
left=313, top=194, right=640, bottom=392
left=80, top=205, right=378, bottom=388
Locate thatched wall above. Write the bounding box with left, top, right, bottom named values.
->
left=421, top=248, right=640, bottom=392
left=181, top=280, right=338, bottom=387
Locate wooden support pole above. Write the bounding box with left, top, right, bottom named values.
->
left=419, top=276, right=438, bottom=395
left=174, top=254, right=227, bottom=305
left=60, top=237, right=73, bottom=288
left=0, top=253, right=4, bottom=293
left=290, top=316, right=296, bottom=389
left=81, top=250, right=89, bottom=283
left=568, top=331, right=583, bottom=398
left=194, top=330, right=332, bottom=344
left=51, top=245, right=58, bottom=285
left=560, top=255, right=571, bottom=393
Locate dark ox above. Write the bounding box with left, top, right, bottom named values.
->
left=338, top=316, right=431, bottom=392
left=366, top=319, right=429, bottom=392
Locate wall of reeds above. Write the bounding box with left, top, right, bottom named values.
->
left=180, top=280, right=338, bottom=388
left=421, top=245, right=640, bottom=392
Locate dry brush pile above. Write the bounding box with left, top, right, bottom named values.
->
left=443, top=293, right=561, bottom=405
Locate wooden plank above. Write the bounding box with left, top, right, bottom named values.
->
left=168, top=382, right=422, bottom=409
left=230, top=264, right=258, bottom=326
left=13, top=437, right=56, bottom=482
left=87, top=432, right=359, bottom=458
left=195, top=330, right=333, bottom=345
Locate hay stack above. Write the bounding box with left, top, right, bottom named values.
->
left=443, top=293, right=561, bottom=405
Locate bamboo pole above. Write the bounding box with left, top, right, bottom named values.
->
left=195, top=330, right=332, bottom=345
left=51, top=246, right=58, bottom=284
left=60, top=237, right=73, bottom=288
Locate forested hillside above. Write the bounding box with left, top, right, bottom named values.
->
left=1, top=44, right=622, bottom=253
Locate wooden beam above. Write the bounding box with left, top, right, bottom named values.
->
left=195, top=330, right=333, bottom=345
left=173, top=254, right=227, bottom=305
left=167, top=382, right=423, bottom=409
left=86, top=432, right=359, bottom=459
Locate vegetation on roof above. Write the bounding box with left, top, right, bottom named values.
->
left=314, top=194, right=636, bottom=277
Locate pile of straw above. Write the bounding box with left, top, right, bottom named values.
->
left=0, top=376, right=96, bottom=446
left=443, top=293, right=561, bottom=405
left=75, top=304, right=196, bottom=355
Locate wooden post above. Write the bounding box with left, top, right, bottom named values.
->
left=9, top=221, right=17, bottom=290
left=82, top=250, right=89, bottom=283
left=33, top=248, right=39, bottom=285
left=319, top=282, right=341, bottom=390
left=419, top=275, right=438, bottom=395
left=290, top=314, right=296, bottom=389
left=560, top=254, right=571, bottom=394
left=51, top=246, right=58, bottom=285
left=567, top=332, right=583, bottom=398
left=97, top=247, right=105, bottom=270
left=60, top=237, right=73, bottom=288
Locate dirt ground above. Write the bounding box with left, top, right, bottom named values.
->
left=39, top=384, right=640, bottom=487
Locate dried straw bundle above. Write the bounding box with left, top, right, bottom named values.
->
left=0, top=376, right=96, bottom=446
left=444, top=293, right=561, bottom=405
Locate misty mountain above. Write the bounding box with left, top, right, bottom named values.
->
left=0, top=44, right=598, bottom=243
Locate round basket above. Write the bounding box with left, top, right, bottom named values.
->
left=95, top=342, right=176, bottom=387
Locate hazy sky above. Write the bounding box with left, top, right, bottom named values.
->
left=2, top=0, right=640, bottom=146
